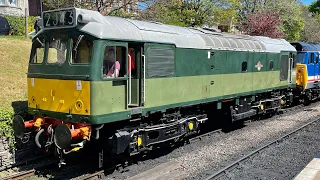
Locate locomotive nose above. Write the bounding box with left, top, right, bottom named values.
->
left=12, top=115, right=25, bottom=139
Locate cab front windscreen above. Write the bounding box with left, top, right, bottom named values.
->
left=28, top=31, right=94, bottom=79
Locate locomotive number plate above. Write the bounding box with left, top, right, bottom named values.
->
left=42, top=8, right=76, bottom=29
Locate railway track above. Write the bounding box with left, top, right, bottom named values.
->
left=0, top=155, right=45, bottom=172
left=0, top=169, right=35, bottom=180
left=188, top=104, right=304, bottom=144
left=0, top=156, right=59, bottom=180
left=0, top=103, right=315, bottom=180
left=72, top=170, right=105, bottom=180
left=67, top=105, right=313, bottom=180
left=203, top=114, right=320, bottom=180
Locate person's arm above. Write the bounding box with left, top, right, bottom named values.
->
left=114, top=61, right=120, bottom=77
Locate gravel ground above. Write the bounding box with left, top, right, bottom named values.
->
left=5, top=101, right=320, bottom=180
left=214, top=120, right=320, bottom=180
left=104, top=102, right=320, bottom=180
left=185, top=109, right=320, bottom=180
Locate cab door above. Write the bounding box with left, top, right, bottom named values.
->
left=127, top=43, right=153, bottom=109
left=127, top=45, right=143, bottom=107
left=280, top=53, right=289, bottom=82
left=101, top=42, right=129, bottom=112
left=289, top=52, right=296, bottom=84
left=307, top=52, right=315, bottom=82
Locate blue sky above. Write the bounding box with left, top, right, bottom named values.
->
left=301, top=0, right=315, bottom=5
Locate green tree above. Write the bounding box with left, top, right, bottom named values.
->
left=139, top=0, right=240, bottom=29
left=265, top=0, right=304, bottom=41
left=300, top=4, right=320, bottom=43
left=211, top=0, right=241, bottom=28
left=309, top=0, right=320, bottom=14
left=138, top=0, right=187, bottom=26
left=42, top=0, right=136, bottom=18
left=178, top=0, right=215, bottom=27
left=239, top=0, right=304, bottom=41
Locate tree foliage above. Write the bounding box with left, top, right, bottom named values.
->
left=138, top=0, right=214, bottom=27
left=139, top=0, right=239, bottom=29
left=211, top=0, right=241, bottom=26
left=309, top=0, right=320, bottom=14
left=0, top=108, right=15, bottom=151
left=241, top=11, right=284, bottom=38
left=238, top=0, right=304, bottom=41
left=265, top=0, right=304, bottom=42
left=39, top=0, right=316, bottom=42
left=4, top=15, right=38, bottom=36
left=42, top=0, right=136, bottom=18
left=300, top=5, right=320, bottom=43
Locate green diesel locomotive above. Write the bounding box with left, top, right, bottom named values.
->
left=13, top=7, right=297, bottom=167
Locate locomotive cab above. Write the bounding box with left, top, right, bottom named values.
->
left=291, top=42, right=320, bottom=90
left=13, top=8, right=145, bottom=163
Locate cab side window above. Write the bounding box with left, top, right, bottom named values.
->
left=269, top=60, right=274, bottom=70
left=316, top=53, right=319, bottom=64
left=242, top=61, right=247, bottom=72
left=71, top=35, right=93, bottom=64
left=309, top=53, right=314, bottom=64
left=30, top=37, right=45, bottom=64
left=103, top=46, right=126, bottom=78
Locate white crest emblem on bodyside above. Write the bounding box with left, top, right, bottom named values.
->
left=255, top=61, right=263, bottom=71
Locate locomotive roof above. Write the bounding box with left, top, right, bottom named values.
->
left=290, top=42, right=320, bottom=51
left=40, top=8, right=296, bottom=53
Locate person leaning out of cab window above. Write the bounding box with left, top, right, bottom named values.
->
left=103, top=47, right=120, bottom=78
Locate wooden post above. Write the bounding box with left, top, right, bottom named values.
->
left=25, top=8, right=28, bottom=39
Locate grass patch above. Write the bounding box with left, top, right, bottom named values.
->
left=0, top=37, right=31, bottom=110
left=0, top=37, right=31, bottom=149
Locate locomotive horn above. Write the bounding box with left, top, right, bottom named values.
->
left=54, top=124, right=72, bottom=150
left=12, top=115, right=26, bottom=139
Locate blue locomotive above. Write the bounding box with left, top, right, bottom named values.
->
left=291, top=42, right=320, bottom=102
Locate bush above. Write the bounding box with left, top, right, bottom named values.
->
left=3, top=15, right=38, bottom=36
left=0, top=108, right=15, bottom=151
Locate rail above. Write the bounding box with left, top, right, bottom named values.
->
left=0, top=155, right=44, bottom=172
left=203, top=116, right=320, bottom=180
left=1, top=169, right=35, bottom=180
left=72, top=170, right=105, bottom=180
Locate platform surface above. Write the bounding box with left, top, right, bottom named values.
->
left=294, top=152, right=320, bottom=180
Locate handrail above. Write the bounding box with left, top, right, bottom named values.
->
left=128, top=54, right=132, bottom=105
left=142, top=54, right=146, bottom=104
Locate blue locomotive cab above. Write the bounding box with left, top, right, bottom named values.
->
left=291, top=42, right=320, bottom=91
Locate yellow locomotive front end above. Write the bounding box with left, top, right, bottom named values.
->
left=27, top=78, right=91, bottom=116
left=12, top=8, right=99, bottom=162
